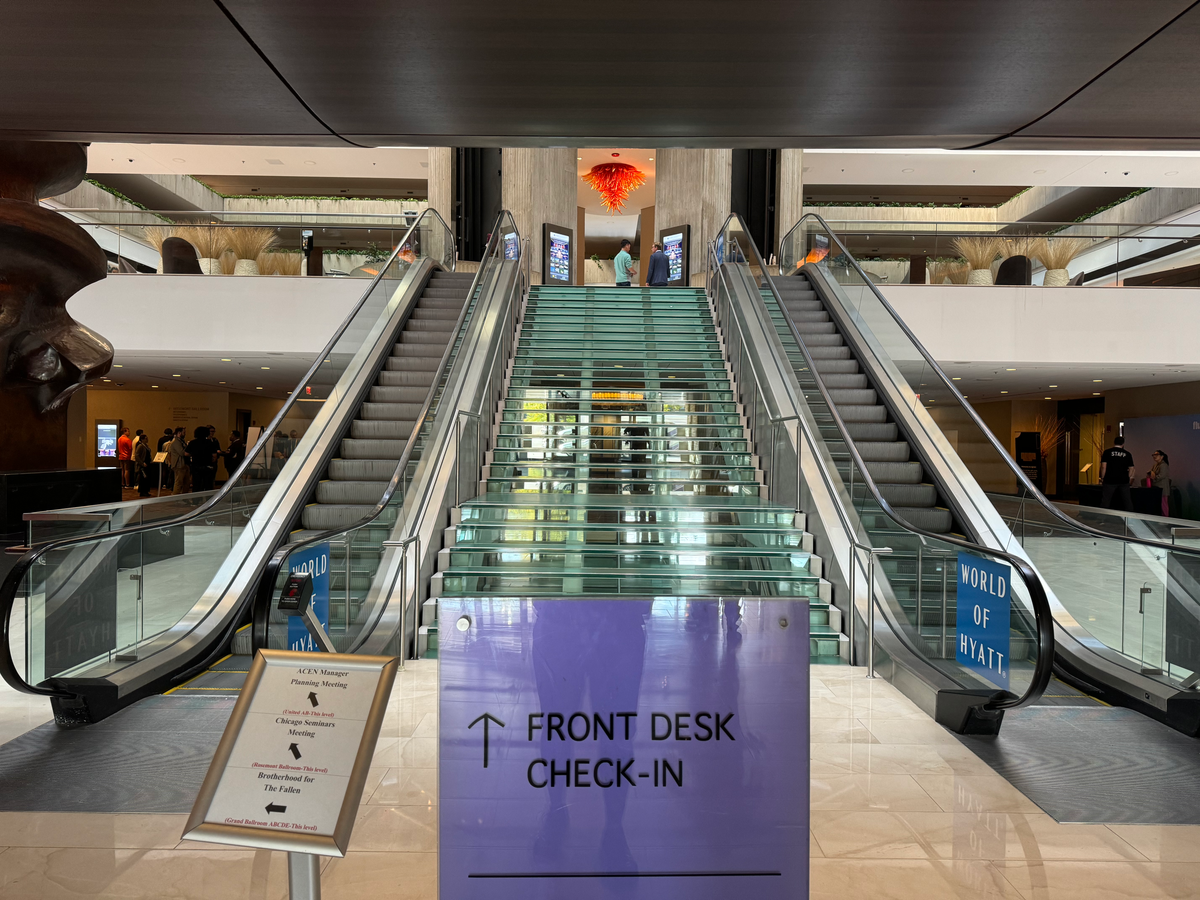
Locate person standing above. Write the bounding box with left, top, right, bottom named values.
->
left=1149, top=450, right=1172, bottom=517
left=646, top=241, right=669, bottom=287
left=157, top=427, right=175, bottom=489
left=1099, top=435, right=1135, bottom=511
left=133, top=432, right=152, bottom=497
left=186, top=426, right=218, bottom=492
left=117, top=427, right=133, bottom=488
left=168, top=427, right=191, bottom=495
left=614, top=239, right=636, bottom=287
left=224, top=430, right=246, bottom=481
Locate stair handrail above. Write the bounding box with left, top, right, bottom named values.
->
left=0, top=209, right=454, bottom=698
left=715, top=212, right=1053, bottom=712
left=777, top=213, right=1200, bottom=565
left=250, top=211, right=519, bottom=650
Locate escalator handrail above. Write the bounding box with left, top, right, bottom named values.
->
left=779, top=212, right=1200, bottom=565
left=0, top=209, right=454, bottom=698
left=718, top=212, right=1052, bottom=711
left=250, top=211, right=518, bottom=651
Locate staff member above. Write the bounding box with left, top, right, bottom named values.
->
left=1099, top=435, right=1135, bottom=511
left=646, top=241, right=669, bottom=287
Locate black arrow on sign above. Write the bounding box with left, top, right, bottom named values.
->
left=265, top=803, right=287, bottom=814
left=307, top=692, right=319, bottom=708
left=468, top=712, right=506, bottom=768
left=288, top=743, right=302, bottom=760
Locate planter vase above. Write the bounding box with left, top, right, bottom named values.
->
left=967, top=268, right=993, bottom=285
left=234, top=258, right=259, bottom=276
left=1044, top=268, right=1070, bottom=286
left=198, top=258, right=221, bottom=274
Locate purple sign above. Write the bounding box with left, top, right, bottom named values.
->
left=439, top=598, right=809, bottom=899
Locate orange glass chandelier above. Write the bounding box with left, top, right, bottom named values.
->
left=582, top=162, right=646, bottom=214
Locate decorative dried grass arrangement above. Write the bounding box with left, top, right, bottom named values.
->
left=228, top=227, right=278, bottom=266
left=141, top=225, right=171, bottom=252
left=219, top=249, right=237, bottom=275
left=1034, top=237, right=1092, bottom=285
left=950, top=236, right=1005, bottom=285
left=945, top=262, right=969, bottom=285
left=178, top=226, right=230, bottom=273
left=262, top=251, right=303, bottom=276
left=928, top=258, right=968, bottom=285
left=1000, top=234, right=1041, bottom=260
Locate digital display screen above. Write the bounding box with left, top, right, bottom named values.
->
left=664, top=232, right=684, bottom=283
left=503, top=232, right=519, bottom=260
left=548, top=231, right=571, bottom=282
left=805, top=233, right=830, bottom=264
left=97, top=423, right=117, bottom=458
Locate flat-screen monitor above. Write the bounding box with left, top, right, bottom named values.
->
left=660, top=225, right=690, bottom=287
left=95, top=419, right=121, bottom=467
left=542, top=223, right=574, bottom=285
left=503, top=231, right=520, bottom=261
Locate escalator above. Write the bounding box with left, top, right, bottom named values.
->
left=0, top=211, right=522, bottom=723
left=763, top=213, right=1200, bottom=736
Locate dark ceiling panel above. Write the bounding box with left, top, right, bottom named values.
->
left=0, top=0, right=329, bottom=141
left=224, top=0, right=1190, bottom=146
left=1013, top=4, right=1200, bottom=142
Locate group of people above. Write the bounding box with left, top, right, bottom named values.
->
left=1099, top=436, right=1172, bottom=516
left=116, top=425, right=246, bottom=496
left=613, top=240, right=671, bottom=287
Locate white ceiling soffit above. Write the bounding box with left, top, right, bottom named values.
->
left=804, top=149, right=1200, bottom=189
left=584, top=214, right=640, bottom=239
left=86, top=143, right=430, bottom=180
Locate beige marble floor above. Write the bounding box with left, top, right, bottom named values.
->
left=0, top=662, right=1198, bottom=898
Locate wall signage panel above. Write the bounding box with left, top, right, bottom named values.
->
left=955, top=553, right=1012, bottom=690
left=439, top=598, right=809, bottom=899
left=287, top=543, right=330, bottom=652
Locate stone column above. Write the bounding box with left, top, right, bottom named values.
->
left=654, top=149, right=732, bottom=286
left=0, top=141, right=113, bottom=472
left=426, top=147, right=454, bottom=244
left=776, top=149, right=805, bottom=257
left=501, top=148, right=577, bottom=283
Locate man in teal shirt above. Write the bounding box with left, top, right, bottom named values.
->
left=614, top=239, right=636, bottom=287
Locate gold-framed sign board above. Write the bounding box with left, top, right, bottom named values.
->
left=183, top=649, right=398, bottom=857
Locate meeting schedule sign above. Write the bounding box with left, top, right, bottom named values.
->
left=956, top=553, right=1011, bottom=690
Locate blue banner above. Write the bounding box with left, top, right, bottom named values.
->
left=439, top=598, right=809, bottom=899
left=955, top=553, right=1011, bottom=689
left=287, top=542, right=330, bottom=652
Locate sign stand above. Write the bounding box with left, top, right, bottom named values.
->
left=288, top=851, right=322, bottom=900
left=183, top=649, right=398, bottom=900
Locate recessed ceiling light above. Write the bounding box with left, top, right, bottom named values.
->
left=1093, top=392, right=1101, bottom=395
left=1093, top=379, right=1103, bottom=383
left=172, top=374, right=180, bottom=377
left=113, top=364, right=123, bottom=368
left=221, top=358, right=232, bottom=362
left=1044, top=396, right=1051, bottom=400
left=648, top=157, right=654, bottom=161
left=103, top=378, right=111, bottom=382
left=1049, top=384, right=1058, bottom=388
left=260, top=366, right=270, bottom=370
left=256, top=386, right=263, bottom=390
left=1005, top=368, right=1016, bottom=371
left=952, top=377, right=961, bottom=381
left=1000, top=391, right=1008, bottom=394
left=152, top=385, right=159, bottom=388
left=578, top=157, right=582, bottom=160
left=219, top=381, right=226, bottom=384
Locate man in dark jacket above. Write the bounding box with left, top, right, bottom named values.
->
left=646, top=241, right=670, bottom=286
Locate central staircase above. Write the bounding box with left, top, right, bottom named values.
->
left=425, top=284, right=845, bottom=663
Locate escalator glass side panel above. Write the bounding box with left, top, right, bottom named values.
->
left=3, top=212, right=456, bottom=702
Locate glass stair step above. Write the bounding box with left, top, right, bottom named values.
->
left=492, top=437, right=750, bottom=452
left=434, top=569, right=827, bottom=598
left=482, top=479, right=765, bottom=497
left=502, top=400, right=740, bottom=413
left=496, top=425, right=748, bottom=439
left=500, top=411, right=743, bottom=424
left=489, top=450, right=755, bottom=466
left=454, top=503, right=801, bottom=528
left=440, top=546, right=818, bottom=573
left=506, top=388, right=735, bottom=402
left=449, top=523, right=812, bottom=550
left=485, top=464, right=761, bottom=481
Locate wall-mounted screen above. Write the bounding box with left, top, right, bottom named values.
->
left=503, top=232, right=519, bottom=260
left=659, top=224, right=691, bottom=287
left=542, top=223, right=574, bottom=284
left=95, top=419, right=121, bottom=468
